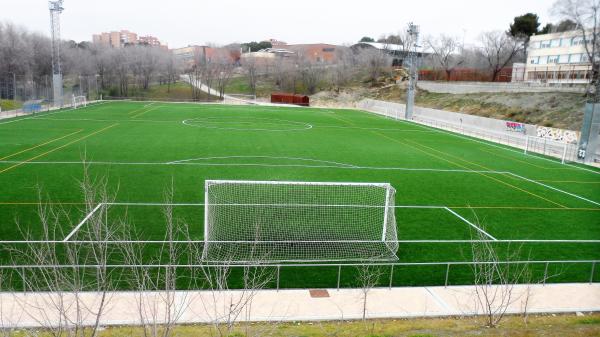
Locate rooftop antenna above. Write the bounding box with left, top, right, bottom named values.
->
left=405, top=22, right=420, bottom=120
left=49, top=0, right=64, bottom=107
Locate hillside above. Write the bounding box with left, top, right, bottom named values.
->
left=311, top=84, right=588, bottom=130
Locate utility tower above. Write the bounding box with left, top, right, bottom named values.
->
left=49, top=0, right=64, bottom=107
left=405, top=22, right=420, bottom=120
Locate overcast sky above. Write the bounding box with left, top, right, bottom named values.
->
left=3, top=0, right=558, bottom=48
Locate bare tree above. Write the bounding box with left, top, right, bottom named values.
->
left=426, top=35, right=465, bottom=80
left=331, top=47, right=355, bottom=92
left=6, top=164, right=118, bottom=337
left=479, top=31, right=523, bottom=82
left=185, top=222, right=275, bottom=337
left=120, top=184, right=193, bottom=337
left=212, top=51, right=235, bottom=99
left=241, top=57, right=259, bottom=96
left=469, top=222, right=530, bottom=327
left=355, top=264, right=383, bottom=321
left=356, top=47, right=392, bottom=82
left=299, top=60, right=322, bottom=95
left=552, top=0, right=600, bottom=101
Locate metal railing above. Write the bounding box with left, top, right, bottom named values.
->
left=0, top=260, right=597, bottom=292
left=356, top=100, right=586, bottom=165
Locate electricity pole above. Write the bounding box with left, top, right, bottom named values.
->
left=49, top=0, right=64, bottom=107
left=405, top=22, right=420, bottom=120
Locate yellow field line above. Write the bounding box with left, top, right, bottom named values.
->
left=536, top=180, right=600, bottom=184
left=400, top=137, right=568, bottom=208
left=0, top=123, right=119, bottom=175
left=479, top=148, right=550, bottom=169
left=326, top=112, right=567, bottom=208
left=127, top=103, right=154, bottom=115
left=131, top=106, right=161, bottom=119
left=0, top=129, right=84, bottom=161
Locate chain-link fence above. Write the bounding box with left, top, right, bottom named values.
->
left=0, top=74, right=100, bottom=119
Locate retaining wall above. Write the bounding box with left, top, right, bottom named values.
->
left=417, top=81, right=586, bottom=94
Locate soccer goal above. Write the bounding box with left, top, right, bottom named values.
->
left=202, top=180, right=399, bottom=263
left=226, top=94, right=257, bottom=105
left=72, top=95, right=87, bottom=109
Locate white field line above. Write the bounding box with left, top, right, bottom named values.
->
left=0, top=159, right=509, bottom=174
left=168, top=155, right=358, bottom=168
left=508, top=172, right=600, bottom=206
left=444, top=207, right=498, bottom=241
left=107, top=202, right=203, bottom=206
left=0, top=160, right=596, bottom=208
left=0, top=101, right=110, bottom=126
left=63, top=203, right=103, bottom=242
left=35, top=116, right=438, bottom=133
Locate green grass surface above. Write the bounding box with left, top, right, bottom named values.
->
left=0, top=101, right=598, bottom=289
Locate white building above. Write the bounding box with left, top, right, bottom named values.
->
left=523, top=30, right=591, bottom=85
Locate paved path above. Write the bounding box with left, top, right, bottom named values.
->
left=0, top=283, right=598, bottom=328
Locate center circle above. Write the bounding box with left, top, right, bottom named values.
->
left=182, top=117, right=313, bottom=131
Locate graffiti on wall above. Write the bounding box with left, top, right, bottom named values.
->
left=536, top=126, right=580, bottom=144
left=506, top=121, right=525, bottom=133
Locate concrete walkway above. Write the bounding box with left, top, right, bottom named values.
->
left=0, top=283, right=598, bottom=328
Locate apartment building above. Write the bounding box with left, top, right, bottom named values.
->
left=172, top=45, right=215, bottom=68
left=92, top=30, right=164, bottom=48
left=524, top=30, right=592, bottom=84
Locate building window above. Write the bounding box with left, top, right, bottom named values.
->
left=547, top=55, right=560, bottom=64
left=530, top=56, right=540, bottom=64
left=550, top=39, right=561, bottom=47
left=540, top=40, right=551, bottom=48
left=558, top=54, right=570, bottom=64
left=569, top=53, right=582, bottom=63
left=539, top=56, right=548, bottom=64
left=322, top=47, right=335, bottom=52
left=571, top=36, right=585, bottom=46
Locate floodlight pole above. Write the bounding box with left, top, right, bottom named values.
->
left=49, top=0, right=64, bottom=108
left=405, top=22, right=420, bottom=120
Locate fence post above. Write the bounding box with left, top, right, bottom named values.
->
left=445, top=263, right=450, bottom=288
left=591, top=262, right=596, bottom=284
left=561, top=143, right=568, bottom=164
left=524, top=136, right=529, bottom=155
left=543, top=262, right=549, bottom=285
left=388, top=265, right=394, bottom=290
left=543, top=138, right=547, bottom=155
left=22, top=267, right=26, bottom=293
left=276, top=265, right=280, bottom=292
left=337, top=265, right=341, bottom=291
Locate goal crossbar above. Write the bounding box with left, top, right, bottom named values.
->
left=202, top=180, right=399, bottom=263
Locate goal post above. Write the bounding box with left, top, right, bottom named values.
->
left=72, top=95, right=87, bottom=109
left=202, top=180, right=399, bottom=263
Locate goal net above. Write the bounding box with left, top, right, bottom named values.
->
left=72, top=95, right=87, bottom=109
left=225, top=94, right=257, bottom=105
left=202, top=180, right=399, bottom=263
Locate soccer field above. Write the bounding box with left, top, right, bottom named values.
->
left=0, top=101, right=599, bottom=289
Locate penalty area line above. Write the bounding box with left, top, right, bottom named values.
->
left=63, top=203, right=103, bottom=242
left=444, top=207, right=497, bottom=241
left=507, top=172, right=600, bottom=207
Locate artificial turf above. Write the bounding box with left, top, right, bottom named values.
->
left=0, top=100, right=598, bottom=289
